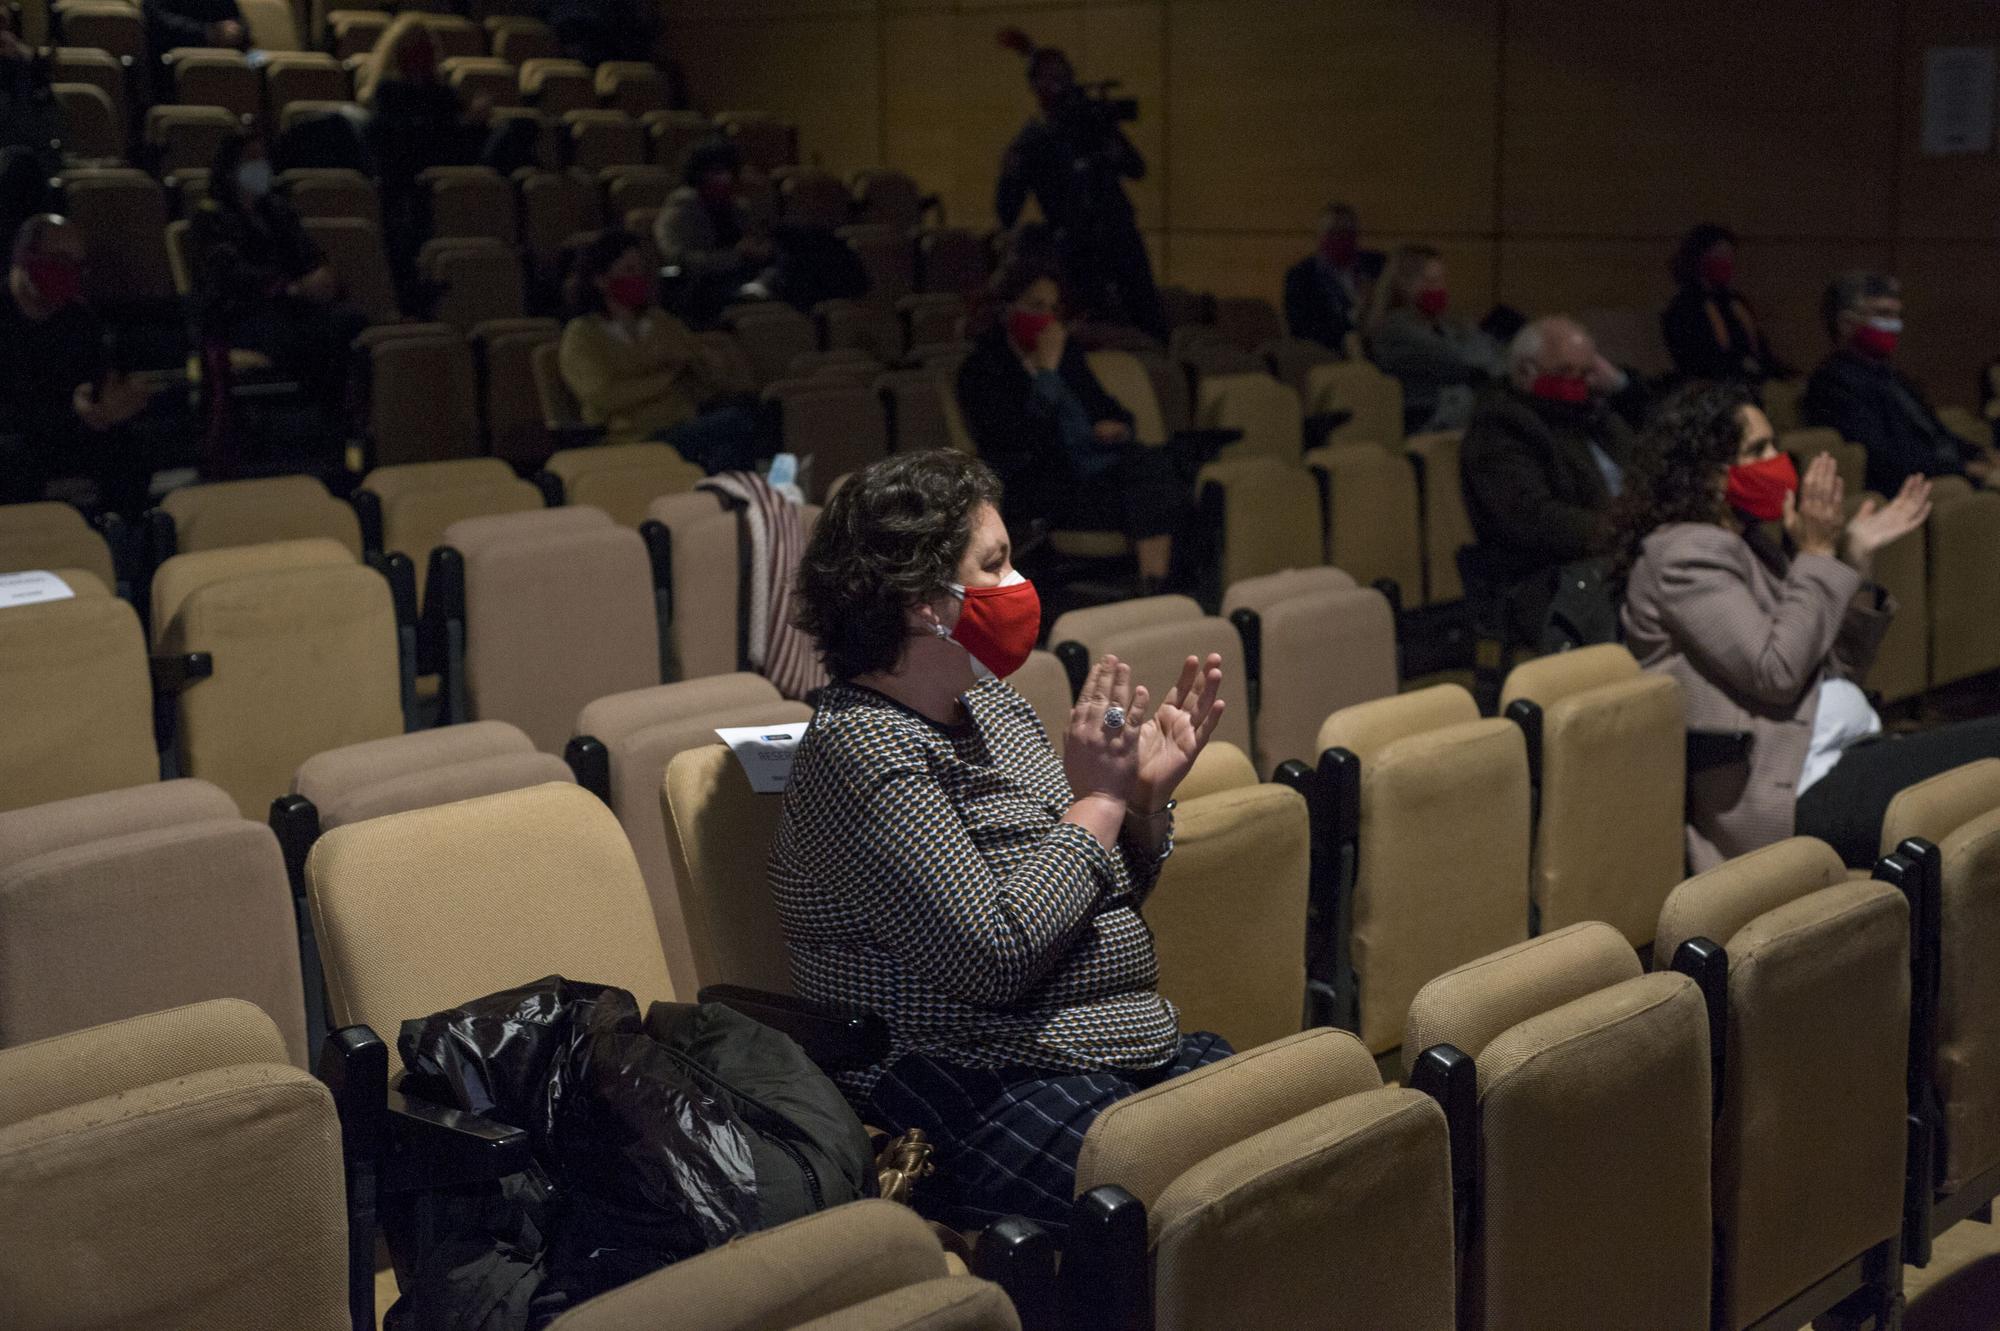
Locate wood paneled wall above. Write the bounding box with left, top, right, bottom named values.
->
left=664, top=0, right=2000, bottom=403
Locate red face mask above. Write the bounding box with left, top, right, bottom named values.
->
left=948, top=570, right=1040, bottom=679
left=1008, top=309, right=1056, bottom=356
left=1413, top=286, right=1449, bottom=318
left=1320, top=232, right=1358, bottom=267
left=1529, top=373, right=1591, bottom=406
left=606, top=273, right=654, bottom=311
left=1698, top=253, right=1735, bottom=289
left=1725, top=452, right=1798, bottom=522
left=1852, top=318, right=1901, bottom=360
left=21, top=255, right=82, bottom=309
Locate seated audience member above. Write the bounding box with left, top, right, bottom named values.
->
left=1614, top=382, right=1995, bottom=869
left=1365, top=243, right=1505, bottom=433
left=147, top=0, right=248, bottom=57
left=1661, top=223, right=1792, bottom=385
left=0, top=143, right=54, bottom=254
left=0, top=215, right=157, bottom=512
left=1282, top=201, right=1383, bottom=354
left=955, top=260, right=1185, bottom=590
left=1803, top=270, right=1996, bottom=496
left=189, top=132, right=367, bottom=458
left=778, top=449, right=1232, bottom=1233
left=0, top=14, right=58, bottom=177
left=654, top=138, right=776, bottom=325
left=558, top=228, right=761, bottom=472
left=1460, top=315, right=1636, bottom=635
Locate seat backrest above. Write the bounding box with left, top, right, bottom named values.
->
left=777, top=165, right=851, bottom=229
left=0, top=1003, right=348, bottom=1331
left=1935, top=806, right=2000, bottom=1195
left=0, top=501, right=115, bottom=584
left=594, top=60, right=667, bottom=115
left=545, top=441, right=706, bottom=526
left=359, top=323, right=482, bottom=465
left=160, top=474, right=363, bottom=557
left=264, top=56, right=344, bottom=112
left=1086, top=348, right=1169, bottom=446
left=422, top=164, right=517, bottom=244
left=718, top=110, right=797, bottom=171
left=292, top=720, right=572, bottom=832
left=0, top=574, right=155, bottom=812
left=1196, top=372, right=1303, bottom=466
left=1881, top=757, right=2000, bottom=856
left=1224, top=571, right=1396, bottom=777
left=374, top=472, right=544, bottom=597
left=724, top=303, right=819, bottom=388
left=1863, top=500, right=1926, bottom=704
left=1319, top=684, right=1531, bottom=1052
left=838, top=222, right=914, bottom=300
left=1404, top=430, right=1471, bottom=603
left=145, top=104, right=239, bottom=174
left=875, top=367, right=950, bottom=455
left=917, top=225, right=989, bottom=299
left=302, top=216, right=400, bottom=323
left=491, top=19, right=560, bottom=65
left=1144, top=781, right=1310, bottom=1050
left=450, top=507, right=662, bottom=752
left=661, top=743, right=792, bottom=994
left=1047, top=592, right=1203, bottom=647
left=1051, top=602, right=1251, bottom=757
left=52, top=82, right=119, bottom=161
left=443, top=55, right=522, bottom=108
left=282, top=166, right=381, bottom=227
left=1007, top=649, right=1073, bottom=752
left=577, top=678, right=812, bottom=996
left=601, top=163, right=676, bottom=216
left=1306, top=360, right=1405, bottom=448
left=59, top=167, right=172, bottom=303
left=1502, top=645, right=1687, bottom=945
left=1927, top=490, right=2000, bottom=687
left=767, top=380, right=889, bottom=502
left=0, top=779, right=309, bottom=1064
left=853, top=167, right=924, bottom=230
left=564, top=108, right=647, bottom=169
left=1652, top=835, right=1848, bottom=965
left=518, top=168, right=603, bottom=263
left=649, top=490, right=745, bottom=680
left=1196, top=457, right=1323, bottom=590
left=1306, top=442, right=1425, bottom=605
left=421, top=235, right=528, bottom=331
left=309, top=782, right=674, bottom=1074
left=170, top=49, right=259, bottom=118
left=1403, top=923, right=1712, bottom=1330
left=1212, top=296, right=1284, bottom=353
left=1780, top=427, right=1865, bottom=497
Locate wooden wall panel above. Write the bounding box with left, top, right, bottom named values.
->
left=666, top=10, right=883, bottom=176
left=1896, top=242, right=2000, bottom=407
left=1899, top=4, right=2000, bottom=241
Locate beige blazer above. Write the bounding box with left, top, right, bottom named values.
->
left=1622, top=522, right=1892, bottom=870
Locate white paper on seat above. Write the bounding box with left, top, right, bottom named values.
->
left=716, top=721, right=809, bottom=794
left=0, top=571, right=74, bottom=608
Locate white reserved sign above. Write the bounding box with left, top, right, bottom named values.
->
left=715, top=722, right=809, bottom=794
left=0, top=571, right=75, bottom=608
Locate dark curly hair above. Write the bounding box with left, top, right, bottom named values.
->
left=795, top=450, right=1005, bottom=680
left=1605, top=381, right=1758, bottom=583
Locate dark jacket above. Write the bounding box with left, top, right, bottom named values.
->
left=955, top=325, right=1133, bottom=529
left=1661, top=284, right=1789, bottom=383
left=146, top=0, right=244, bottom=57
left=1282, top=250, right=1384, bottom=353
left=994, top=108, right=1142, bottom=236
left=1803, top=348, right=1979, bottom=497
left=189, top=195, right=325, bottom=324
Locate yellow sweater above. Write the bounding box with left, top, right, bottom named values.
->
left=558, top=311, right=720, bottom=440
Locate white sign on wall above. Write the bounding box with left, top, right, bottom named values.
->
left=1921, top=46, right=1997, bottom=155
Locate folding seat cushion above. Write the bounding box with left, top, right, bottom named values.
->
left=1196, top=457, right=1323, bottom=591
left=1143, top=781, right=1310, bottom=1050
left=1223, top=567, right=1397, bottom=776
left=0, top=781, right=309, bottom=1062
left=447, top=507, right=661, bottom=752
left=293, top=720, right=571, bottom=833
left=0, top=1002, right=348, bottom=1331
left=1404, top=924, right=1712, bottom=1330
left=649, top=490, right=743, bottom=680
left=1500, top=645, right=1685, bottom=945
left=0, top=572, right=154, bottom=812
left=1404, top=430, right=1472, bottom=603
left=544, top=441, right=704, bottom=526
left=0, top=501, right=115, bottom=584
left=661, top=743, right=793, bottom=995
left=1305, top=360, right=1405, bottom=448
left=764, top=380, right=890, bottom=503
left=1653, top=837, right=1909, bottom=1331
left=152, top=539, right=404, bottom=818
left=158, top=473, right=363, bottom=556
left=1196, top=372, right=1303, bottom=465
left=1927, top=490, right=2000, bottom=687
left=421, top=164, right=517, bottom=244
left=1047, top=595, right=1252, bottom=756
left=574, top=676, right=812, bottom=995
left=1320, top=684, right=1532, bottom=1053
left=1305, top=442, right=1426, bottom=606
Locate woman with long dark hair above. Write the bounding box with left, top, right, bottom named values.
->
left=1660, top=223, right=1791, bottom=384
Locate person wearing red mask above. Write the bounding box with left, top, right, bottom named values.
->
left=1661, top=223, right=1792, bottom=385
left=781, top=448, right=1231, bottom=1234
left=1610, top=382, right=1989, bottom=869
left=1364, top=243, right=1505, bottom=433
left=0, top=214, right=159, bottom=511
left=655, top=138, right=779, bottom=326
left=1282, top=201, right=1385, bottom=354
left=1803, top=270, right=1996, bottom=496
left=558, top=228, right=761, bottom=472
left=955, top=260, right=1186, bottom=590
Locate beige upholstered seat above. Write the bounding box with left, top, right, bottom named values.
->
left=1007, top=649, right=1074, bottom=752
left=0, top=570, right=155, bottom=811
left=0, top=780, right=309, bottom=1063
left=308, top=781, right=676, bottom=1075
left=545, top=442, right=705, bottom=526
left=1223, top=567, right=1397, bottom=776
left=1305, top=359, right=1405, bottom=448
left=575, top=676, right=812, bottom=995
left=1318, top=684, right=1532, bottom=1053
left=1305, top=442, right=1426, bottom=606
left=1403, top=923, right=1712, bottom=1330
left=421, top=164, right=516, bottom=244
left=152, top=539, right=404, bottom=818
left=421, top=235, right=529, bottom=332
left=447, top=506, right=662, bottom=752
left=1196, top=372, right=1304, bottom=465
left=661, top=744, right=793, bottom=994
left=565, top=109, right=648, bottom=170
left=1195, top=457, right=1324, bottom=590
left=159, top=474, right=363, bottom=557
left=647, top=490, right=745, bottom=680
left=1404, top=430, right=1472, bottom=603
left=0, top=1002, right=348, bottom=1331
left=1086, top=348, right=1170, bottom=445
left=292, top=720, right=572, bottom=832
left=1861, top=495, right=1927, bottom=704
left=1882, top=758, right=2000, bottom=859
left=1927, top=490, right=2000, bottom=688
left=1779, top=428, right=1866, bottom=497
left=546, top=1200, right=1014, bottom=1331
left=1499, top=645, right=1685, bottom=945
left=521, top=58, right=593, bottom=113
left=361, top=458, right=545, bottom=600
left=1046, top=595, right=1252, bottom=757
left=763, top=379, right=890, bottom=504
left=1653, top=836, right=1909, bottom=1331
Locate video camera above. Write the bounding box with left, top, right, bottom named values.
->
left=1059, top=79, right=1139, bottom=128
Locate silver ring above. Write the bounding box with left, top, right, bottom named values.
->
left=1101, top=705, right=1126, bottom=731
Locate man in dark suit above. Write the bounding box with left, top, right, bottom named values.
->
left=1802, top=270, right=1995, bottom=497
left=1282, top=202, right=1384, bottom=354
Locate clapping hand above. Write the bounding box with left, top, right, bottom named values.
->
left=1843, top=473, right=1932, bottom=578
left=1783, top=452, right=1846, bottom=558
left=1131, top=653, right=1226, bottom=815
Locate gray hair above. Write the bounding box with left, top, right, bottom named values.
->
left=1507, top=321, right=1548, bottom=377
left=1821, top=270, right=1900, bottom=342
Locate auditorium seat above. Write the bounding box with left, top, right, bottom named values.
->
left=764, top=378, right=890, bottom=502
left=600, top=162, right=675, bottom=217
left=0, top=1001, right=349, bottom=1331
left=0, top=569, right=155, bottom=812
left=472, top=318, right=563, bottom=468
left=777, top=165, right=851, bottom=229
left=594, top=60, right=668, bottom=116
left=1653, top=837, right=1908, bottom=1330
left=327, top=11, right=389, bottom=60
left=356, top=323, right=483, bottom=466
left=1196, top=456, right=1324, bottom=590
left=441, top=55, right=521, bottom=109
left=0, top=781, right=308, bottom=1062
left=1761, top=377, right=1806, bottom=434
left=278, top=96, right=362, bottom=137
left=1224, top=567, right=1397, bottom=776
left=0, top=501, right=117, bottom=585
left=521, top=56, right=594, bottom=115
left=814, top=297, right=902, bottom=364
left=58, top=167, right=174, bottom=308
left=145, top=104, right=239, bottom=175
left=302, top=215, right=400, bottom=323
left=789, top=347, right=881, bottom=382
left=1175, top=325, right=1264, bottom=381
left=1780, top=427, right=1866, bottom=498
left=280, top=166, right=380, bottom=227
left=564, top=108, right=647, bottom=170
left=1500, top=645, right=1685, bottom=945
left=1404, top=923, right=1712, bottom=1330
left=1070, top=1027, right=1456, bottom=1331
left=646, top=489, right=746, bottom=681
left=917, top=225, right=990, bottom=299
left=49, top=48, right=127, bottom=151
left=839, top=222, right=916, bottom=302
left=1196, top=372, right=1303, bottom=465
left=1305, top=441, right=1425, bottom=607
left=434, top=506, right=664, bottom=751
left=488, top=16, right=559, bottom=65
left=643, top=108, right=713, bottom=170
left=725, top=301, right=819, bottom=387
left=154, top=474, right=362, bottom=558
left=896, top=292, right=965, bottom=350
left=852, top=167, right=925, bottom=231
left=1212, top=296, right=1284, bottom=354
left=1404, top=429, right=1472, bottom=604
left=540, top=441, right=704, bottom=525
left=1858, top=491, right=1927, bottom=704
left=419, top=235, right=528, bottom=331
left=55, top=3, right=146, bottom=70
left=51, top=82, right=119, bottom=162
left=356, top=458, right=542, bottom=591
left=262, top=54, right=344, bottom=120
left=1261, top=335, right=1341, bottom=402
left=1009, top=648, right=1074, bottom=749
left=1307, top=684, right=1531, bottom=1053
left=1925, top=487, right=2000, bottom=688
left=420, top=163, right=516, bottom=244
left=661, top=743, right=796, bottom=994
left=717, top=110, right=797, bottom=171
left=168, top=48, right=259, bottom=122
left=876, top=366, right=951, bottom=454
left=1305, top=360, right=1405, bottom=448
left=517, top=166, right=603, bottom=275
left=152, top=538, right=407, bottom=816
left=1084, top=347, right=1169, bottom=446
left=544, top=1201, right=1015, bottom=1331
left=1047, top=594, right=1253, bottom=757
left=568, top=674, right=813, bottom=994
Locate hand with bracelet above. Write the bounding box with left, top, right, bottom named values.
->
left=1126, top=653, right=1227, bottom=857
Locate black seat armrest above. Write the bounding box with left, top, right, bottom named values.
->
left=697, top=984, right=891, bottom=1070
left=383, top=1086, right=534, bottom=1193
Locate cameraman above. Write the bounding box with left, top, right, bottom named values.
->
left=996, top=46, right=1165, bottom=340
